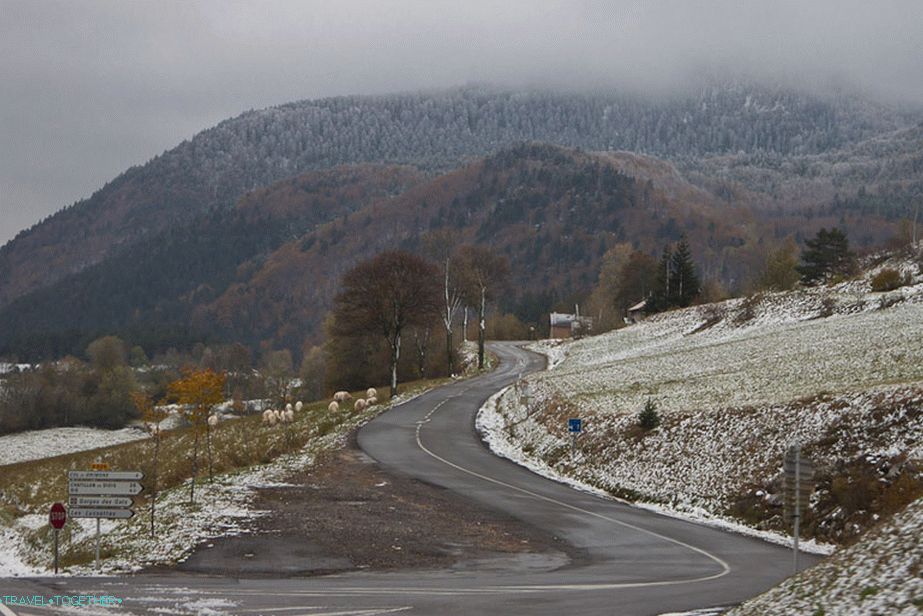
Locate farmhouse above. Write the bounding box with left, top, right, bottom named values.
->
left=626, top=300, right=647, bottom=324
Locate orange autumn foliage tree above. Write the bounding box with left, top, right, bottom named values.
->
left=166, top=368, right=226, bottom=504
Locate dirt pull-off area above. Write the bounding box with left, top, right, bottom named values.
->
left=171, top=439, right=571, bottom=577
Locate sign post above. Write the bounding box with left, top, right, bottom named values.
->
left=49, top=502, right=66, bottom=574
left=568, top=418, right=582, bottom=454
left=67, top=470, right=143, bottom=572
left=783, top=445, right=815, bottom=574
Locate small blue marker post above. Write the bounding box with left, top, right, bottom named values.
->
left=568, top=418, right=582, bottom=455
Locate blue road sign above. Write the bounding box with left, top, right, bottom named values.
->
left=568, top=418, right=582, bottom=433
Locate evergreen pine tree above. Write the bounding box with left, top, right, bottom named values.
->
left=797, top=228, right=857, bottom=285
left=638, top=399, right=660, bottom=430
left=670, top=236, right=701, bottom=307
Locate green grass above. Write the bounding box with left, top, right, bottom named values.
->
left=859, top=586, right=880, bottom=600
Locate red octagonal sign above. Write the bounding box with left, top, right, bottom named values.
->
left=49, top=502, right=67, bottom=529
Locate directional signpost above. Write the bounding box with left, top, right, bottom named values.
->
left=68, top=480, right=143, bottom=495
left=783, top=445, right=815, bottom=574
left=67, top=469, right=143, bottom=571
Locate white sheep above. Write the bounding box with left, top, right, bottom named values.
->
left=328, top=401, right=339, bottom=413
left=333, top=391, right=353, bottom=403
left=285, top=403, right=293, bottom=412
left=354, top=398, right=367, bottom=412
left=367, top=396, right=378, bottom=406
left=273, top=409, right=282, bottom=423
left=366, top=387, right=378, bottom=400
left=262, top=409, right=274, bottom=425
left=283, top=408, right=294, bottom=423
left=295, top=401, right=303, bottom=412
left=207, top=414, right=219, bottom=428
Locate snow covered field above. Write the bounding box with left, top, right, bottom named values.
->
left=0, top=426, right=149, bottom=466
left=480, top=256, right=923, bottom=545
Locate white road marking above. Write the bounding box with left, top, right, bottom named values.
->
left=411, top=350, right=732, bottom=591
left=99, top=348, right=734, bottom=609
left=237, top=608, right=410, bottom=615
left=0, top=604, right=17, bottom=616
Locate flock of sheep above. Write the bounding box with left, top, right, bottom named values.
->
left=257, top=400, right=302, bottom=427
left=257, top=387, right=379, bottom=427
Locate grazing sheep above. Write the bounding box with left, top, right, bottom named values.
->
left=262, top=409, right=274, bottom=425
left=283, top=408, right=294, bottom=423
left=295, top=401, right=303, bottom=412
left=366, top=387, right=378, bottom=400
left=273, top=409, right=282, bottom=423
left=354, top=398, right=367, bottom=412
left=207, top=414, right=219, bottom=428
left=285, top=403, right=293, bottom=412
left=328, top=401, right=339, bottom=413
left=367, top=396, right=378, bottom=406
left=333, top=391, right=353, bottom=403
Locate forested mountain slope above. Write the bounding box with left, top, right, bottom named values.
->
left=1, top=84, right=915, bottom=307
left=0, top=143, right=902, bottom=361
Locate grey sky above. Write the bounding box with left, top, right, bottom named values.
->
left=2, top=0, right=922, bottom=246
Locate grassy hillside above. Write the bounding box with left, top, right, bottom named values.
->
left=0, top=379, right=446, bottom=574
left=480, top=252, right=923, bottom=545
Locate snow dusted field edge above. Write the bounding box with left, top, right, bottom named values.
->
left=476, top=385, right=835, bottom=556
left=0, top=388, right=432, bottom=577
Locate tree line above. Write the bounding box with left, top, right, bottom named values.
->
left=586, top=226, right=870, bottom=330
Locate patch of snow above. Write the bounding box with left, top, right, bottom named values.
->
left=729, top=498, right=923, bottom=615
left=0, top=426, right=149, bottom=466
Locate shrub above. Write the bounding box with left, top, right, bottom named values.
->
left=638, top=399, right=660, bottom=430
left=818, top=295, right=837, bottom=318
left=870, top=268, right=909, bottom=292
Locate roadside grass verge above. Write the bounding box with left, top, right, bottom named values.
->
left=0, top=377, right=450, bottom=572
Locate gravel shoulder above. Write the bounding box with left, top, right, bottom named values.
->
left=167, top=433, right=571, bottom=577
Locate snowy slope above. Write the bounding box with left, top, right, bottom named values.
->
left=480, top=255, right=923, bottom=546
left=729, top=498, right=923, bottom=616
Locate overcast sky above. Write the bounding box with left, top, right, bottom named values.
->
left=2, top=0, right=922, bottom=246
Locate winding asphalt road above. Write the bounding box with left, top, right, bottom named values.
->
left=1, top=342, right=818, bottom=615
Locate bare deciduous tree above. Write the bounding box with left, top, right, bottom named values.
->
left=423, top=230, right=464, bottom=375
left=332, top=251, right=441, bottom=397
left=456, top=246, right=509, bottom=370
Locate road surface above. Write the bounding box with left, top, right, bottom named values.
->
left=0, top=342, right=817, bottom=615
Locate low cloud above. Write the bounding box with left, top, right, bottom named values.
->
left=2, top=0, right=922, bottom=244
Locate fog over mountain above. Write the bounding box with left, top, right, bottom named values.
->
left=2, top=0, right=923, bottom=245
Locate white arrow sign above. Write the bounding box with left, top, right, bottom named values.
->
left=68, top=471, right=143, bottom=481
left=68, top=495, right=133, bottom=508
left=68, top=481, right=143, bottom=496
left=69, top=508, right=135, bottom=520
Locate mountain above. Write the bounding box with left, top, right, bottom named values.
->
left=0, top=143, right=901, bottom=361
left=1, top=84, right=917, bottom=308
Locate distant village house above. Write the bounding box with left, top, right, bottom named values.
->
left=549, top=311, right=594, bottom=339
